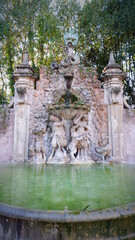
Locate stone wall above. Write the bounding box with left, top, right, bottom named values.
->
left=123, top=109, right=135, bottom=164
left=28, top=65, right=108, bottom=163
left=0, top=51, right=131, bottom=164
left=0, top=106, right=14, bottom=162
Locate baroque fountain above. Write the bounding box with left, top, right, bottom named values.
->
left=12, top=29, right=125, bottom=165
left=0, top=29, right=135, bottom=239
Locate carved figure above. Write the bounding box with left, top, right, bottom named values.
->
left=34, top=138, right=46, bottom=163
left=29, top=137, right=46, bottom=164
left=61, top=30, right=80, bottom=68
left=95, top=144, right=111, bottom=162
left=60, top=46, right=80, bottom=67
left=29, top=126, right=46, bottom=164
left=48, top=115, right=67, bottom=162
left=69, top=113, right=89, bottom=160
left=66, top=42, right=80, bottom=65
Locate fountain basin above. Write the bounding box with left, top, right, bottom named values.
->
left=0, top=164, right=135, bottom=239
left=0, top=202, right=135, bottom=239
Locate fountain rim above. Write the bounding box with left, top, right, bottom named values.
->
left=0, top=202, right=135, bottom=223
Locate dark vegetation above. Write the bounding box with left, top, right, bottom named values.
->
left=0, top=0, right=135, bottom=104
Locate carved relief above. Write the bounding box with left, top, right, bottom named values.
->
left=29, top=138, right=46, bottom=164
left=16, top=85, right=27, bottom=104
left=48, top=115, right=68, bottom=163
left=17, top=86, right=26, bottom=96
left=29, top=127, right=46, bottom=164
left=95, top=144, right=111, bottom=162
left=15, top=79, right=32, bottom=105
left=61, top=28, right=80, bottom=68
left=47, top=112, right=93, bottom=164
left=109, top=86, right=122, bottom=104
left=69, top=113, right=90, bottom=161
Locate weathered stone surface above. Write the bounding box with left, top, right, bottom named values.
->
left=12, top=53, right=37, bottom=162
left=0, top=202, right=135, bottom=240
left=101, top=52, right=126, bottom=162
left=1, top=52, right=132, bottom=164
left=28, top=62, right=108, bottom=164
left=123, top=109, right=135, bottom=164
left=0, top=106, right=14, bottom=162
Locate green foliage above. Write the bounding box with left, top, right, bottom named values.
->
left=0, top=89, right=8, bottom=104
left=80, top=0, right=135, bottom=62
left=54, top=0, right=81, bottom=30
left=0, top=0, right=134, bottom=104
left=79, top=0, right=135, bottom=103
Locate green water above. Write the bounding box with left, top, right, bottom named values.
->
left=0, top=163, right=135, bottom=211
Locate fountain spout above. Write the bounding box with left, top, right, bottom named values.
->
left=65, top=74, right=73, bottom=89
left=65, top=90, right=71, bottom=108
left=64, top=74, right=73, bottom=108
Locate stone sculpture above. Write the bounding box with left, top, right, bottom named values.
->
left=69, top=113, right=90, bottom=162
left=60, top=44, right=80, bottom=67
left=60, top=28, right=80, bottom=68
left=95, top=144, right=111, bottom=162
left=10, top=28, right=125, bottom=164
left=48, top=115, right=68, bottom=163
left=47, top=112, right=93, bottom=164
left=34, top=138, right=46, bottom=164
left=29, top=127, right=46, bottom=164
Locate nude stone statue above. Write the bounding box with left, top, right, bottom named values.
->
left=34, top=138, right=46, bottom=163
left=69, top=113, right=89, bottom=160
left=95, top=137, right=112, bottom=162
left=29, top=136, right=46, bottom=164
left=48, top=115, right=67, bottom=162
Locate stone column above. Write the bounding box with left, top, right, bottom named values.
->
left=101, top=52, right=126, bottom=161
left=13, top=52, right=37, bottom=162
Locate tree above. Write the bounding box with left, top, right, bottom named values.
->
left=0, top=0, right=134, bottom=104
left=79, top=0, right=135, bottom=103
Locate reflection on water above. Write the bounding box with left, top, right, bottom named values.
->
left=0, top=163, right=135, bottom=211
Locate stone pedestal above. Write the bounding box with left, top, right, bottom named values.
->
left=13, top=52, right=37, bottom=162
left=101, top=52, right=126, bottom=161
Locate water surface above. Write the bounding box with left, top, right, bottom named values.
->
left=0, top=163, right=135, bottom=211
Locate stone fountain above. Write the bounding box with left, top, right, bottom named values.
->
left=1, top=29, right=129, bottom=165
left=10, top=29, right=127, bottom=165
left=1, top=30, right=135, bottom=240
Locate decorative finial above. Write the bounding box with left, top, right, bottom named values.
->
left=108, top=51, right=116, bottom=65
left=22, top=51, right=29, bottom=65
